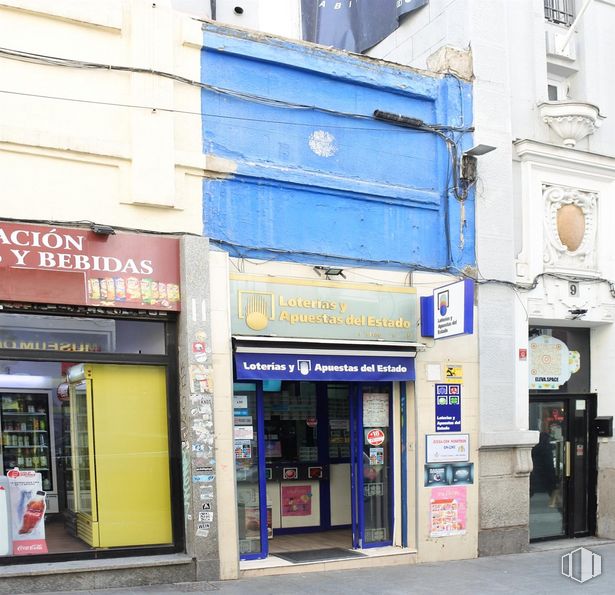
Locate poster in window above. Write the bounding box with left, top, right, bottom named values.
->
left=281, top=485, right=312, bottom=517
left=363, top=393, right=389, bottom=427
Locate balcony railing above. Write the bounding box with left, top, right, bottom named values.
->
left=544, top=0, right=575, bottom=26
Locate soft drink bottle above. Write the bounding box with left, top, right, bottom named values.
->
left=18, top=491, right=46, bottom=534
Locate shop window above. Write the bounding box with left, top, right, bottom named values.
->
left=264, top=382, right=317, bottom=463
left=233, top=383, right=263, bottom=556
left=0, top=313, right=166, bottom=355
left=0, top=360, right=173, bottom=560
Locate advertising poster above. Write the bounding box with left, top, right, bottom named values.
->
left=281, top=485, right=312, bottom=517
left=0, top=476, right=11, bottom=556
left=6, top=469, right=48, bottom=555
left=429, top=486, right=467, bottom=538
left=370, top=447, right=384, bottom=465
left=424, top=463, right=474, bottom=486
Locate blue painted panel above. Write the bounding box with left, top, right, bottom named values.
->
left=201, top=23, right=474, bottom=271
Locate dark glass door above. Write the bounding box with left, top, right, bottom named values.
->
left=529, top=396, right=596, bottom=541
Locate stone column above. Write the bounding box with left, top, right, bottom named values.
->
left=178, top=235, right=220, bottom=580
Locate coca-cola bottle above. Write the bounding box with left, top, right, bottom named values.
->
left=18, top=491, right=46, bottom=534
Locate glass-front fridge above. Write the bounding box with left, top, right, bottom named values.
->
left=0, top=391, right=56, bottom=498
left=66, top=363, right=172, bottom=548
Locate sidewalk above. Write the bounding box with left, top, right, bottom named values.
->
left=34, top=539, right=615, bottom=595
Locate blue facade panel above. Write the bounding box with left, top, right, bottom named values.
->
left=201, top=23, right=474, bottom=271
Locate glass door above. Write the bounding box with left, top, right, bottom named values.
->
left=529, top=396, right=595, bottom=541
left=350, top=384, right=393, bottom=548
left=529, top=400, right=566, bottom=540
left=234, top=382, right=266, bottom=560
left=70, top=381, right=95, bottom=520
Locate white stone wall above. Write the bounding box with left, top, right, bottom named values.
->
left=0, top=0, right=205, bottom=234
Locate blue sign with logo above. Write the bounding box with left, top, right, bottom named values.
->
left=435, top=383, right=462, bottom=432
left=235, top=352, right=415, bottom=381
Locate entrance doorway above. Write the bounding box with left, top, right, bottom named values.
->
left=234, top=381, right=394, bottom=559
left=529, top=396, right=597, bottom=541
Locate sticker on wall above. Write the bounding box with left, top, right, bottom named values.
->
left=189, top=365, right=213, bottom=394
left=529, top=334, right=580, bottom=390
left=198, top=512, right=214, bottom=523
left=193, top=475, right=215, bottom=483
left=445, top=366, right=463, bottom=383
left=200, top=486, right=214, bottom=500
left=281, top=485, right=312, bottom=517
left=429, top=486, right=467, bottom=538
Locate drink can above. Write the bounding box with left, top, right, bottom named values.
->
left=99, top=278, right=108, bottom=300
left=140, top=278, right=152, bottom=304
left=88, top=278, right=101, bottom=301
left=126, top=277, right=140, bottom=302
left=105, top=278, right=116, bottom=301
left=150, top=281, right=159, bottom=305
left=167, top=283, right=180, bottom=303
left=114, top=277, right=126, bottom=301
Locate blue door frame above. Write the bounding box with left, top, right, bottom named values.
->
left=239, top=380, right=398, bottom=560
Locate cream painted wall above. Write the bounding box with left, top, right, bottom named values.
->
left=0, top=0, right=206, bottom=234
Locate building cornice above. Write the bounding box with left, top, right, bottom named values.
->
left=513, top=138, right=615, bottom=178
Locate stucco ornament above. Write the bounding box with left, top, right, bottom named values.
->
left=543, top=184, right=597, bottom=270
left=308, top=130, right=337, bottom=157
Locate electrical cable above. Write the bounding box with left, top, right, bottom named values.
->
left=0, top=46, right=473, bottom=132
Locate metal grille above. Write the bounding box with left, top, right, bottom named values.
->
left=544, top=0, right=575, bottom=26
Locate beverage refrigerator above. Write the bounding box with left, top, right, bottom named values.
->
left=0, top=391, right=58, bottom=513
left=66, top=363, right=172, bottom=548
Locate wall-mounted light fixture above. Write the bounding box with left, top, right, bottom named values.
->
left=461, top=144, right=497, bottom=184
left=90, top=223, right=116, bottom=236
left=314, top=265, right=345, bottom=279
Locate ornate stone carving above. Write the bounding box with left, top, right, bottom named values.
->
left=538, top=101, right=605, bottom=148
left=543, top=184, right=597, bottom=270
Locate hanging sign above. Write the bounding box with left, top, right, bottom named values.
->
left=528, top=335, right=580, bottom=390
left=421, top=279, right=474, bottom=339
left=0, top=222, right=180, bottom=311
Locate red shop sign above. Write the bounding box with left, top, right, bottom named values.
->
left=0, top=222, right=181, bottom=311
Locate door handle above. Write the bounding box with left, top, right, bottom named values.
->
left=565, top=441, right=571, bottom=477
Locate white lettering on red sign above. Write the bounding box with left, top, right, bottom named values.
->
left=366, top=429, right=385, bottom=446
